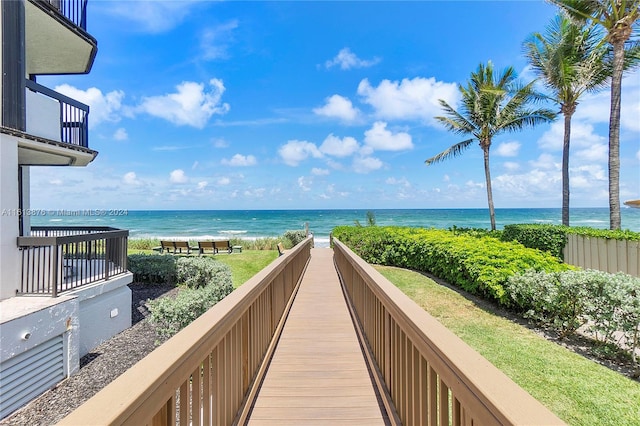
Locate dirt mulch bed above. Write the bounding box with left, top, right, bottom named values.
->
left=0, top=283, right=176, bottom=426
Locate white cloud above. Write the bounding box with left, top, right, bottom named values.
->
left=313, top=95, right=360, bottom=122
left=353, top=156, right=383, bottom=174
left=104, top=1, right=199, bottom=33
left=218, top=177, right=231, bottom=185
left=538, top=121, right=605, bottom=151
left=55, top=85, right=124, bottom=128
left=169, top=169, right=188, bottom=184
left=319, top=134, right=360, bottom=157
left=200, top=20, right=239, bottom=60
left=278, top=140, right=322, bottom=166
left=138, top=79, right=230, bottom=128
left=222, top=154, right=257, bottom=167
left=575, top=143, right=608, bottom=162
left=386, top=177, right=411, bottom=187
left=503, top=161, right=520, bottom=171
left=357, top=77, right=459, bottom=124
left=122, top=171, right=140, bottom=186
left=364, top=122, right=413, bottom=151
left=197, top=181, right=208, bottom=190
left=530, top=153, right=561, bottom=170
left=325, top=48, right=380, bottom=70
left=298, top=176, right=312, bottom=191
left=495, top=141, right=520, bottom=157
left=113, top=128, right=128, bottom=141
left=311, top=168, right=330, bottom=176
left=213, top=138, right=229, bottom=148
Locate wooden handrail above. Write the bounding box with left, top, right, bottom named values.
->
left=333, top=238, right=565, bottom=426
left=58, top=237, right=312, bottom=425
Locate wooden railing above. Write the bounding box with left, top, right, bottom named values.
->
left=333, top=238, right=565, bottom=426
left=58, top=237, right=312, bottom=425
left=18, top=226, right=128, bottom=296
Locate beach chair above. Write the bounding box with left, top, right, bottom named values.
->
left=160, top=240, right=175, bottom=254
left=174, top=241, right=195, bottom=254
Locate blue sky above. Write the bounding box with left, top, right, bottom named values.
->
left=32, top=0, right=640, bottom=210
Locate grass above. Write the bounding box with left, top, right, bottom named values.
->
left=375, top=265, right=640, bottom=426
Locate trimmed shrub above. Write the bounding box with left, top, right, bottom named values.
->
left=176, top=257, right=230, bottom=289
left=332, top=226, right=570, bottom=305
left=507, top=269, right=640, bottom=362
left=502, top=224, right=568, bottom=259
left=283, top=230, right=307, bottom=247
left=128, top=254, right=177, bottom=284
left=148, top=258, right=233, bottom=339
left=128, top=238, right=160, bottom=250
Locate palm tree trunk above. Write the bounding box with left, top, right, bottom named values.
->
left=483, top=146, right=496, bottom=231
left=562, top=111, right=573, bottom=226
left=608, top=39, right=624, bottom=230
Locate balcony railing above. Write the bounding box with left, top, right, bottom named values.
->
left=18, top=226, right=128, bottom=297
left=25, top=79, right=89, bottom=148
left=38, top=0, right=88, bottom=31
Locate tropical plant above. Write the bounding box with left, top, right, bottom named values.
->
left=426, top=62, right=556, bottom=230
left=550, top=0, right=640, bottom=230
left=524, top=15, right=611, bottom=226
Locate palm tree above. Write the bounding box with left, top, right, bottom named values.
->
left=426, top=62, right=556, bottom=230
left=524, top=15, right=611, bottom=226
left=550, top=0, right=640, bottom=230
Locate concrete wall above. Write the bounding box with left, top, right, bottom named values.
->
left=0, top=296, right=80, bottom=375
left=69, top=273, right=133, bottom=357
left=0, top=135, right=21, bottom=301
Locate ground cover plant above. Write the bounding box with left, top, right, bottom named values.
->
left=376, top=265, right=640, bottom=426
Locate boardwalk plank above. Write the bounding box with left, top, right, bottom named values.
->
left=246, top=248, right=387, bottom=425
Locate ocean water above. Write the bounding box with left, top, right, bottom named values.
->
left=30, top=208, right=640, bottom=248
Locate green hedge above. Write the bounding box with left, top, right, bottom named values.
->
left=128, top=254, right=177, bottom=284
left=148, top=258, right=233, bottom=339
left=332, top=226, right=570, bottom=305
left=502, top=224, right=640, bottom=260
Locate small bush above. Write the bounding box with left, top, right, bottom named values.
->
left=283, top=230, right=307, bottom=247
left=148, top=258, right=233, bottom=339
left=176, top=257, right=231, bottom=289
left=128, top=254, right=177, bottom=284
left=128, top=238, right=160, bottom=250
left=502, top=224, right=568, bottom=259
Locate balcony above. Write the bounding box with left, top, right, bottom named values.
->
left=17, top=226, right=129, bottom=297
left=17, top=79, right=96, bottom=166
left=25, top=0, right=97, bottom=75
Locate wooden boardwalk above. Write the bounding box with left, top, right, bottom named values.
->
left=246, top=248, right=389, bottom=425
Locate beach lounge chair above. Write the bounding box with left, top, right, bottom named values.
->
left=174, top=241, right=196, bottom=254
left=160, top=240, right=175, bottom=254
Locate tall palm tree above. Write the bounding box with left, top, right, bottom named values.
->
left=426, top=62, right=556, bottom=230
left=550, top=0, right=640, bottom=230
left=524, top=15, right=611, bottom=226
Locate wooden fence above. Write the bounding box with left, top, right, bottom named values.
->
left=564, top=234, right=639, bottom=277
left=58, top=237, right=312, bottom=425
left=333, top=238, right=565, bottom=426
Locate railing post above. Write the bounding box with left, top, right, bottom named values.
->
left=52, top=245, right=59, bottom=297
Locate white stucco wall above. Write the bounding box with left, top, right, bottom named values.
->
left=70, top=273, right=133, bottom=357
left=0, top=295, right=80, bottom=376
left=0, top=136, right=21, bottom=301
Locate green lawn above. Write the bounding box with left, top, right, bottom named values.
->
left=375, top=265, right=640, bottom=426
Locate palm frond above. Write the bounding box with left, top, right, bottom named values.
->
left=425, top=139, right=474, bottom=166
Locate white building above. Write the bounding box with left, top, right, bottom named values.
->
left=0, top=0, right=133, bottom=418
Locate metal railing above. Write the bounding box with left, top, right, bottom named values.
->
left=58, top=237, right=312, bottom=425
left=25, top=79, right=89, bottom=148
left=18, top=226, right=128, bottom=297
left=332, top=238, right=565, bottom=426
left=38, top=0, right=88, bottom=30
